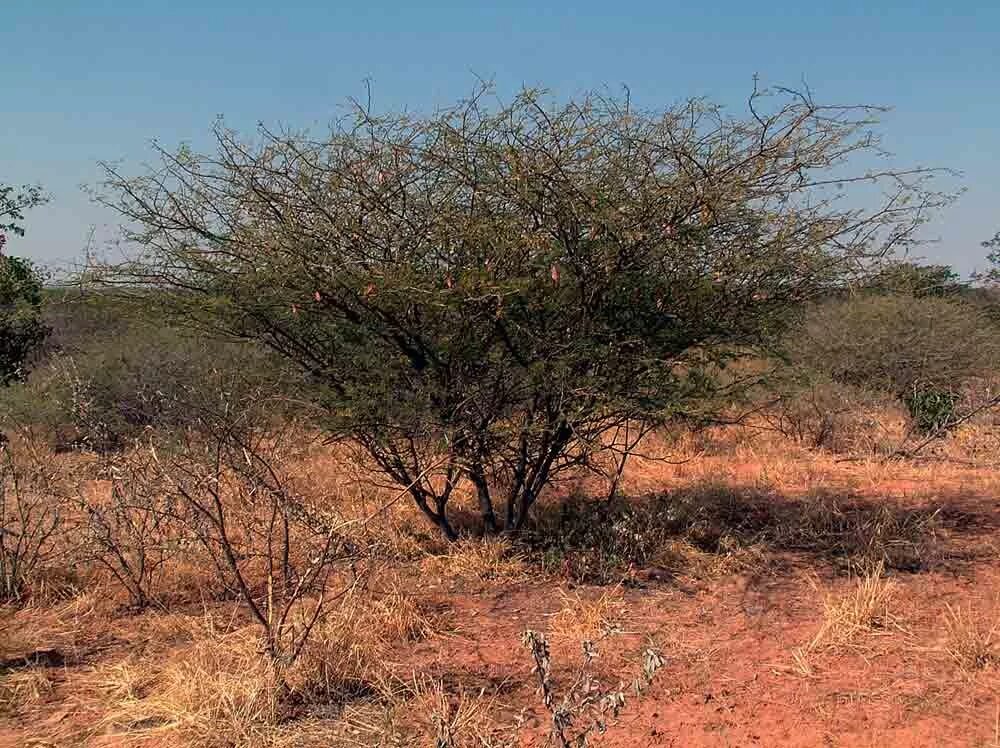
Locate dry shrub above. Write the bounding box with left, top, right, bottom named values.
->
left=943, top=603, right=998, bottom=673
left=293, top=604, right=392, bottom=701
left=811, top=564, right=897, bottom=650
left=100, top=586, right=431, bottom=748
left=522, top=630, right=664, bottom=748
left=282, top=584, right=437, bottom=701
left=789, top=566, right=898, bottom=675
left=0, top=442, right=71, bottom=602
left=78, top=451, right=184, bottom=609
left=760, top=379, right=908, bottom=454
left=364, top=585, right=437, bottom=643
left=309, top=679, right=509, bottom=748
left=548, top=586, right=627, bottom=644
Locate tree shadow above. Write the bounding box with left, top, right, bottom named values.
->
left=520, top=481, right=995, bottom=584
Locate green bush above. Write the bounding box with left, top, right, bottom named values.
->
left=904, top=387, right=960, bottom=433
left=0, top=255, right=48, bottom=385
left=98, top=86, right=941, bottom=538
left=3, top=314, right=295, bottom=452
left=788, top=294, right=999, bottom=433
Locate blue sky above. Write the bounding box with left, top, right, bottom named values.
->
left=2, top=0, right=998, bottom=273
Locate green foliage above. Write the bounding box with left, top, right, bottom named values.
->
left=0, top=183, right=46, bottom=238
left=865, top=261, right=967, bottom=298
left=0, top=255, right=49, bottom=385
left=904, top=386, right=960, bottom=433
left=789, top=293, right=998, bottom=432
left=979, top=231, right=1000, bottom=285
left=3, top=294, right=295, bottom=451
left=98, top=85, right=945, bottom=536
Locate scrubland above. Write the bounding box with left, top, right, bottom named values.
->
left=3, top=415, right=1000, bottom=747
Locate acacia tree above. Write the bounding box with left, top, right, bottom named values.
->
left=0, top=183, right=46, bottom=240
left=99, top=85, right=945, bottom=538
left=0, top=182, right=49, bottom=385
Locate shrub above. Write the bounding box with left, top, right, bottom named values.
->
left=151, top=393, right=360, bottom=674
left=99, top=84, right=944, bottom=538
left=758, top=375, right=906, bottom=453
left=0, top=443, right=66, bottom=602
left=78, top=451, right=181, bottom=609
left=2, top=316, right=294, bottom=452
left=0, top=255, right=48, bottom=386
left=790, top=293, right=999, bottom=432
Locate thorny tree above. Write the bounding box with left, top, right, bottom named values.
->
left=98, top=83, right=948, bottom=538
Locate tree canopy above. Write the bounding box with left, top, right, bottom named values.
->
left=99, top=85, right=947, bottom=537
left=0, top=182, right=49, bottom=386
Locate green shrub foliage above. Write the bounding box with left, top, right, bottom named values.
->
left=98, top=86, right=944, bottom=536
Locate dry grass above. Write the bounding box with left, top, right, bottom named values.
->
left=100, top=627, right=283, bottom=748
left=95, top=585, right=439, bottom=747
left=421, top=537, right=529, bottom=585
left=547, top=585, right=627, bottom=644
left=787, top=566, right=899, bottom=676
left=0, top=666, right=55, bottom=717
left=6, top=419, right=1000, bottom=747
left=363, top=585, right=439, bottom=643
left=814, top=565, right=898, bottom=649
left=1, top=590, right=114, bottom=663
left=406, top=677, right=510, bottom=748
left=786, top=564, right=899, bottom=678
left=943, top=603, right=999, bottom=673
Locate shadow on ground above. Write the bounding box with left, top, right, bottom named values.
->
left=519, top=481, right=995, bottom=584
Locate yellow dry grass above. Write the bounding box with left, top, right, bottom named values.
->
left=0, top=665, right=55, bottom=717
left=789, top=564, right=899, bottom=676
left=100, top=626, right=283, bottom=748
left=548, top=585, right=627, bottom=644
left=943, top=603, right=999, bottom=673
left=421, top=536, right=529, bottom=585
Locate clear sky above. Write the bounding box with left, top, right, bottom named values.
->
left=2, top=0, right=998, bottom=274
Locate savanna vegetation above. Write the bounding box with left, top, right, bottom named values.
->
left=2, top=88, right=1000, bottom=747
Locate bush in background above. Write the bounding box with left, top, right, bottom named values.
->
left=2, top=293, right=300, bottom=452
left=0, top=255, right=49, bottom=386
left=787, top=293, right=999, bottom=434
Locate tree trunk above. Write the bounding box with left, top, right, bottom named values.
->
left=469, top=467, right=498, bottom=535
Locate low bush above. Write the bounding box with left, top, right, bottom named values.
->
left=2, top=319, right=297, bottom=452
left=788, top=293, right=1000, bottom=434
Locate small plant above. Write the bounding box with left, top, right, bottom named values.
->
left=79, top=451, right=181, bottom=609
left=548, top=586, right=627, bottom=645
left=943, top=603, right=998, bottom=672
left=905, top=385, right=960, bottom=433
left=810, top=563, right=897, bottom=650
left=0, top=443, right=65, bottom=602
left=522, top=629, right=664, bottom=747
